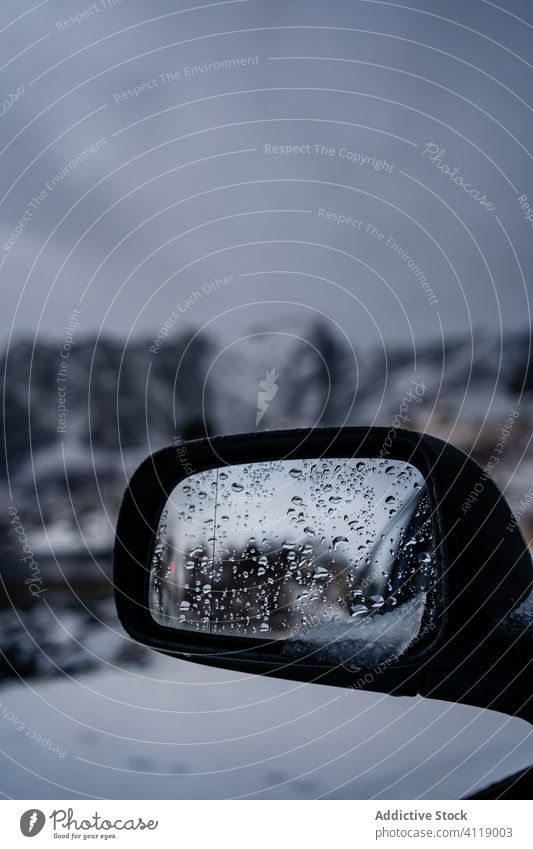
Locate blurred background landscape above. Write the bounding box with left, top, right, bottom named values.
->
left=2, top=323, right=532, bottom=679
left=1, top=0, right=533, bottom=799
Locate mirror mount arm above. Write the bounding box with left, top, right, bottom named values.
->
left=418, top=622, right=533, bottom=724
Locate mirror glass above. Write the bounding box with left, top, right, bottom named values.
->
left=149, top=458, right=437, bottom=669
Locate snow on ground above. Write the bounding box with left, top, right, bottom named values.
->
left=1, top=646, right=532, bottom=800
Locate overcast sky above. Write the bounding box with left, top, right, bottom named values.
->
left=1, top=0, right=532, bottom=351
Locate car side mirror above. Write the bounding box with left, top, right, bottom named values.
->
left=114, top=428, right=532, bottom=721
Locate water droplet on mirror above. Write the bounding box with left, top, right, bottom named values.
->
left=289, top=468, right=302, bottom=479
left=231, top=482, right=244, bottom=492
left=332, top=536, right=349, bottom=549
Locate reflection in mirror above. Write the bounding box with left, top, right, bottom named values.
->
left=149, top=458, right=437, bottom=669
